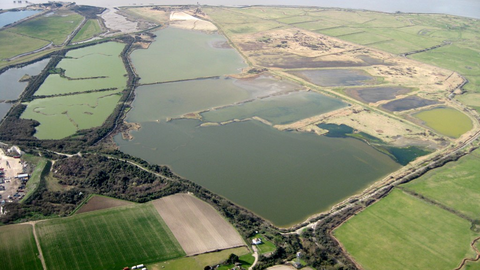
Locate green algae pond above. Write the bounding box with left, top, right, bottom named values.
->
left=414, top=107, right=472, bottom=138
left=20, top=42, right=128, bottom=139
left=34, top=42, right=127, bottom=96
left=22, top=90, right=122, bottom=139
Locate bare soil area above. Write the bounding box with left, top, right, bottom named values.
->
left=152, top=193, right=246, bottom=256
left=75, top=195, right=134, bottom=214
left=170, top=11, right=217, bottom=31
left=0, top=149, right=26, bottom=202
left=101, top=8, right=139, bottom=34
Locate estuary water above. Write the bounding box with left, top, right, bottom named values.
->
left=116, top=27, right=401, bottom=226
left=6, top=0, right=479, bottom=19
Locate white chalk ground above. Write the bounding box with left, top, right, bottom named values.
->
left=101, top=8, right=139, bottom=34
left=169, top=11, right=217, bottom=31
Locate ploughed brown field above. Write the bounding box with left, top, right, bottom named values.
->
left=76, top=195, right=134, bottom=214
left=152, top=193, right=246, bottom=256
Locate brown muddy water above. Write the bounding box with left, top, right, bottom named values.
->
left=289, top=69, right=375, bottom=87
left=382, top=96, right=440, bottom=111
left=345, top=86, right=411, bottom=103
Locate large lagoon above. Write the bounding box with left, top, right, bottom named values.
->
left=117, top=27, right=400, bottom=227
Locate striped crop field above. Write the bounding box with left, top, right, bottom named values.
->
left=36, top=204, right=185, bottom=270
left=0, top=224, right=43, bottom=270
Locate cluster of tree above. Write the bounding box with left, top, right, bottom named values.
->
left=1, top=187, right=85, bottom=224
left=52, top=154, right=170, bottom=202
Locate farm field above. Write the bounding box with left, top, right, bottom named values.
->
left=152, top=193, right=246, bottom=256
left=149, top=246, right=251, bottom=270
left=401, top=148, right=480, bottom=220
left=217, top=252, right=255, bottom=270
left=36, top=204, right=184, bottom=270
left=0, top=30, right=50, bottom=60
left=8, top=10, right=83, bottom=45
left=71, top=19, right=102, bottom=43
left=410, top=45, right=480, bottom=94
left=0, top=224, right=43, bottom=270
left=21, top=90, right=122, bottom=139
left=334, top=189, right=478, bottom=270
left=76, top=194, right=134, bottom=214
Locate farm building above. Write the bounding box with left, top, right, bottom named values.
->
left=252, top=238, right=262, bottom=245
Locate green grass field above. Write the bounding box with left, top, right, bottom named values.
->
left=334, top=189, right=478, bottom=270
left=251, top=234, right=276, bottom=255
left=9, top=10, right=83, bottom=45
left=36, top=204, right=185, bottom=270
left=71, top=19, right=102, bottom=43
left=20, top=156, right=49, bottom=203
left=466, top=261, right=480, bottom=270
left=149, top=247, right=250, bottom=270
left=204, top=7, right=284, bottom=35
left=217, top=253, right=255, bottom=270
left=0, top=224, right=43, bottom=270
left=465, top=244, right=480, bottom=270
left=0, top=30, right=49, bottom=59
left=410, top=45, right=480, bottom=93
left=402, top=148, right=480, bottom=220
